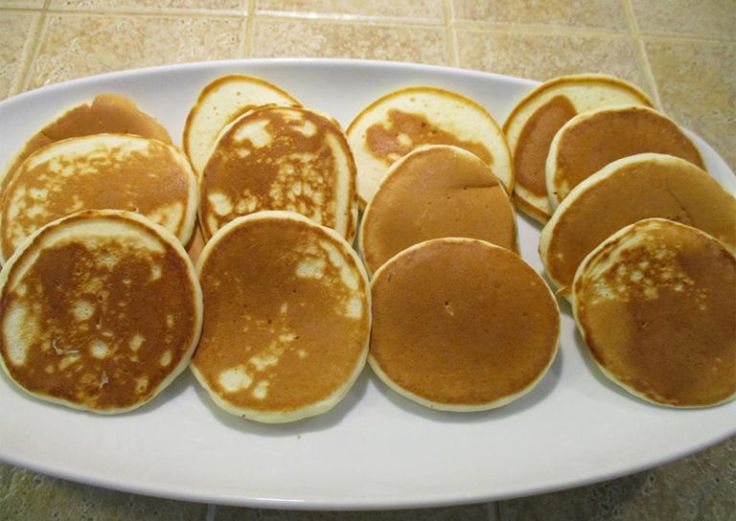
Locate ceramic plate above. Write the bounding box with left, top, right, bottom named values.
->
left=0, top=59, right=734, bottom=510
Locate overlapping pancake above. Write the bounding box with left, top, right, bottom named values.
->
left=200, top=105, right=357, bottom=242
left=1, top=93, right=171, bottom=192
left=546, top=105, right=704, bottom=208
left=191, top=211, right=371, bottom=423
left=0, top=133, right=198, bottom=263
left=503, top=74, right=652, bottom=222
left=347, top=86, right=512, bottom=206
left=573, top=218, right=736, bottom=407
left=359, top=145, right=517, bottom=275
left=369, top=238, right=559, bottom=411
left=0, top=210, right=203, bottom=413
left=184, top=74, right=301, bottom=176
left=540, top=153, right=736, bottom=298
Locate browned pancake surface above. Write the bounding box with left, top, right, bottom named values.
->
left=361, top=146, right=516, bottom=274
left=193, top=217, right=370, bottom=413
left=371, top=239, right=558, bottom=406
left=574, top=220, right=736, bottom=406
left=0, top=213, right=199, bottom=411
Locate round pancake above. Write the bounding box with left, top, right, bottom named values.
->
left=370, top=238, right=559, bottom=411
left=347, top=86, right=512, bottom=206
left=1, top=93, right=172, bottom=193
left=546, top=105, right=704, bottom=208
left=359, top=144, right=517, bottom=275
left=540, top=153, right=736, bottom=298
left=191, top=211, right=371, bottom=423
left=0, top=133, right=199, bottom=263
left=502, top=74, right=652, bottom=223
left=184, top=74, right=301, bottom=176
left=573, top=218, right=736, bottom=407
left=200, top=105, right=357, bottom=242
left=0, top=210, right=203, bottom=414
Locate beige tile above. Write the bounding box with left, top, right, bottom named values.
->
left=452, top=0, right=628, bottom=31
left=50, top=0, right=243, bottom=12
left=217, top=503, right=493, bottom=520
left=256, top=0, right=444, bottom=21
left=644, top=38, right=736, bottom=169
left=456, top=29, right=650, bottom=92
left=0, top=11, right=38, bottom=100
left=0, top=1, right=45, bottom=8
left=0, top=462, right=206, bottom=520
left=252, top=19, right=448, bottom=64
left=498, top=436, right=736, bottom=521
left=27, top=13, right=245, bottom=89
left=631, top=0, right=736, bottom=39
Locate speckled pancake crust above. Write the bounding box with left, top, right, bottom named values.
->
left=200, top=105, right=357, bottom=242
left=359, top=145, right=517, bottom=275
left=0, top=133, right=199, bottom=263
left=546, top=105, right=704, bottom=208
left=347, top=86, right=512, bottom=206
left=0, top=210, right=203, bottom=414
left=540, top=153, right=736, bottom=298
left=183, top=74, right=301, bottom=176
left=369, top=238, right=559, bottom=411
left=502, top=74, right=652, bottom=223
left=573, top=218, right=736, bottom=408
left=191, top=211, right=370, bottom=423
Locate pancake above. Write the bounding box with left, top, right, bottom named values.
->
left=0, top=133, right=199, bottom=263
left=546, top=105, right=704, bottom=208
left=0, top=210, right=203, bottom=413
left=540, top=153, right=736, bottom=298
left=572, top=218, right=736, bottom=407
left=200, top=105, right=357, bottom=242
left=359, top=144, right=517, bottom=275
left=183, top=74, right=301, bottom=176
left=191, top=211, right=371, bottom=423
left=369, top=238, right=559, bottom=411
left=347, top=86, right=512, bottom=206
left=0, top=93, right=171, bottom=193
left=502, top=74, right=652, bottom=223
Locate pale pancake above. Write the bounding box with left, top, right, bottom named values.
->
left=347, top=86, right=512, bottom=206
left=573, top=218, right=736, bottom=407
left=183, top=74, right=301, bottom=176
left=0, top=133, right=198, bottom=263
left=0, top=210, right=203, bottom=414
left=540, top=153, right=736, bottom=298
left=546, top=105, right=704, bottom=208
left=359, top=145, right=517, bottom=275
left=200, top=105, right=357, bottom=242
left=0, top=93, right=171, bottom=193
left=191, top=211, right=371, bottom=423
left=503, top=74, right=652, bottom=223
left=370, top=238, right=559, bottom=411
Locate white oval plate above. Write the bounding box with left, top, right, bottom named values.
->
left=0, top=59, right=734, bottom=510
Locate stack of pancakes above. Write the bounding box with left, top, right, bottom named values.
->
left=0, top=70, right=732, bottom=421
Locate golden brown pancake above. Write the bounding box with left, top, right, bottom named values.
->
left=183, top=74, right=301, bottom=176
left=0, top=133, right=199, bottom=263
left=546, top=105, right=704, bottom=207
left=1, top=93, right=171, bottom=192
left=573, top=218, right=736, bottom=407
left=502, top=74, right=652, bottom=222
left=540, top=153, right=736, bottom=298
left=347, top=86, right=513, bottom=206
left=200, top=105, right=358, bottom=242
left=0, top=210, right=203, bottom=413
left=191, top=211, right=371, bottom=423
left=359, top=144, right=517, bottom=275
left=370, top=238, right=559, bottom=411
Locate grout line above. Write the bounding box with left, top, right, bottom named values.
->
left=14, top=7, right=47, bottom=94
left=255, top=9, right=444, bottom=27
left=621, top=0, right=663, bottom=109
left=205, top=503, right=218, bottom=521
left=243, top=0, right=256, bottom=58
left=442, top=0, right=458, bottom=66
left=620, top=0, right=640, bottom=34
left=636, top=32, right=734, bottom=43
left=452, top=19, right=629, bottom=38
left=46, top=6, right=246, bottom=18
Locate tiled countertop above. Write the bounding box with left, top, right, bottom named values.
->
left=1, top=1, right=734, bottom=520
